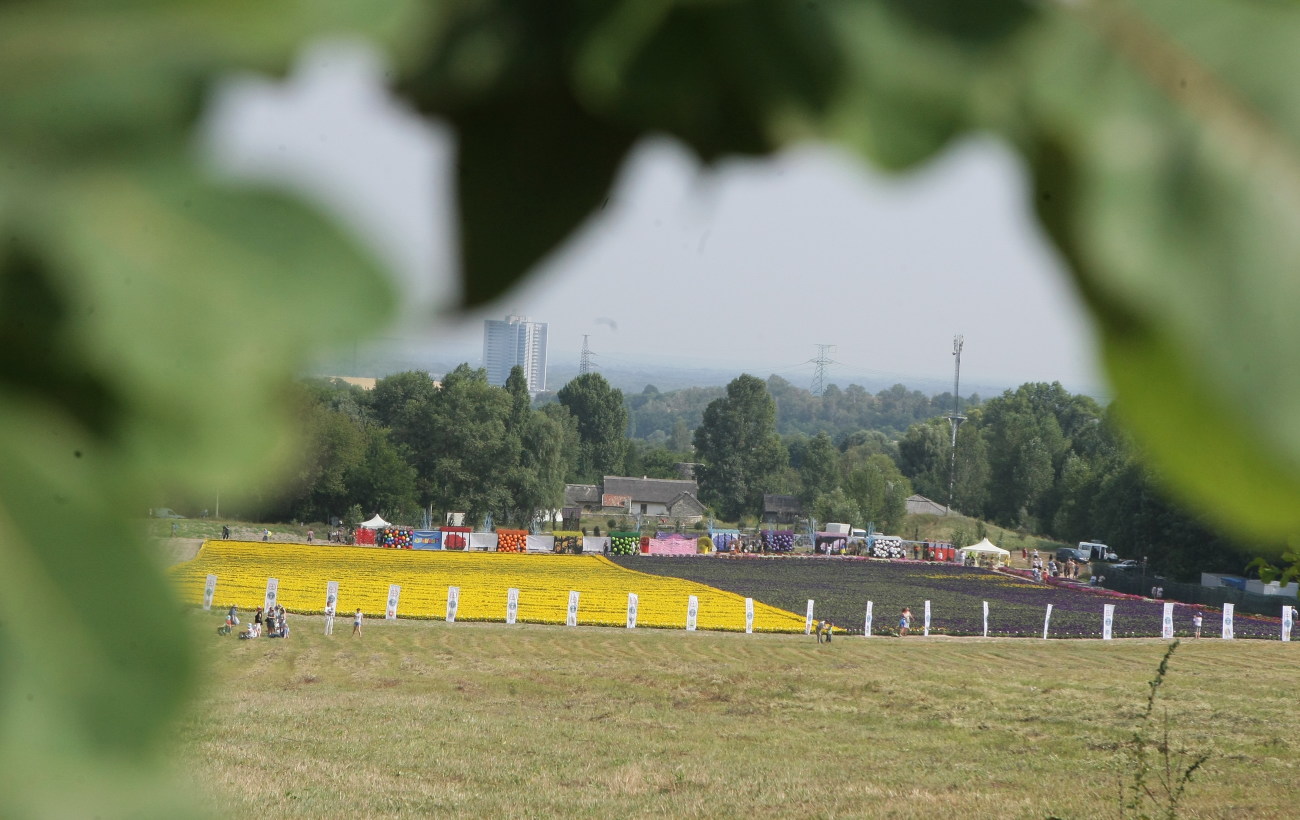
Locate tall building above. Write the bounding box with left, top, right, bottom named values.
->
left=482, top=314, right=548, bottom=392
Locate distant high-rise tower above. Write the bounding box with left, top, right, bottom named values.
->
left=482, top=314, right=548, bottom=391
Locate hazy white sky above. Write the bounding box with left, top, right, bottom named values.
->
left=206, top=40, right=1104, bottom=397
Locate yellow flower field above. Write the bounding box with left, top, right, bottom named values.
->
left=170, top=541, right=807, bottom=632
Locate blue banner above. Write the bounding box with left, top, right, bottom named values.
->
left=411, top=530, right=442, bottom=550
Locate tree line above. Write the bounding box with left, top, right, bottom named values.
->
left=252, top=369, right=1255, bottom=579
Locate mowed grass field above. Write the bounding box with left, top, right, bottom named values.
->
left=173, top=615, right=1300, bottom=818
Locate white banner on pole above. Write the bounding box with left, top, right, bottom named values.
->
left=745, top=597, right=754, bottom=634
left=864, top=601, right=873, bottom=637
left=686, top=595, right=699, bottom=631
left=385, top=584, right=401, bottom=620
left=1283, top=606, right=1294, bottom=642
left=1162, top=602, right=1175, bottom=640
left=1222, top=602, right=1235, bottom=640
left=202, top=574, right=217, bottom=610
left=324, top=581, right=340, bottom=635
left=1043, top=603, right=1053, bottom=640
left=923, top=600, right=931, bottom=637
left=1103, top=604, right=1115, bottom=640
left=567, top=590, right=579, bottom=627
left=627, top=592, right=638, bottom=629
left=263, top=577, right=279, bottom=612
left=805, top=600, right=815, bottom=635
left=982, top=600, right=989, bottom=637
left=506, top=587, right=519, bottom=625
left=446, top=586, right=459, bottom=623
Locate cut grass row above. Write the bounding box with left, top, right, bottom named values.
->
left=174, top=614, right=1300, bottom=818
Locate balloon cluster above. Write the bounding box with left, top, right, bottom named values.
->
left=610, top=533, right=640, bottom=555
left=377, top=527, right=412, bottom=549
left=869, top=536, right=905, bottom=559
left=496, top=529, right=527, bottom=553
left=761, top=530, right=795, bottom=553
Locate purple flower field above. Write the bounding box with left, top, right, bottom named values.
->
left=609, top=554, right=1286, bottom=639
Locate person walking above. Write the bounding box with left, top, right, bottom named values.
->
left=899, top=607, right=912, bottom=637
left=1192, top=612, right=1203, bottom=639
left=352, top=608, right=363, bottom=637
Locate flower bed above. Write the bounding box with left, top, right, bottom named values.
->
left=170, top=540, right=806, bottom=632
left=608, top=555, right=1285, bottom=638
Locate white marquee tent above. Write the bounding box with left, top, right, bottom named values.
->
left=359, top=514, right=391, bottom=529
left=959, top=538, right=1011, bottom=566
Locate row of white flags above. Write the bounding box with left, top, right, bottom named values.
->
left=202, top=575, right=1298, bottom=639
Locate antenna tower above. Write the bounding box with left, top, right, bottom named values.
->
left=946, top=334, right=966, bottom=512
left=810, top=344, right=835, bottom=396
left=579, top=334, right=595, bottom=375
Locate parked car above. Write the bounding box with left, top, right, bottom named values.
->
left=151, top=507, right=184, bottom=519
left=1111, top=559, right=1141, bottom=570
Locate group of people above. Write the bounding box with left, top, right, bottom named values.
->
left=227, top=604, right=290, bottom=639
left=221, top=604, right=366, bottom=640
left=1029, top=551, right=1082, bottom=583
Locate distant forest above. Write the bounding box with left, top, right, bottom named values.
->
left=231, top=368, right=1264, bottom=582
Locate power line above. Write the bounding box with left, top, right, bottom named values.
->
left=579, top=334, right=596, bottom=375
left=809, top=344, right=836, bottom=396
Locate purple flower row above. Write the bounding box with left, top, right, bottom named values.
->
left=608, top=554, right=1288, bottom=639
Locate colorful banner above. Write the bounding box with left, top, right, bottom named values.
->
left=627, top=593, right=638, bottom=629
left=1284, top=606, right=1294, bottom=642
left=325, top=581, right=339, bottom=616
left=385, top=584, right=400, bottom=620
left=1222, top=602, right=1235, bottom=639
left=745, top=597, right=754, bottom=634
left=687, top=595, right=699, bottom=631
left=202, top=574, right=217, bottom=610
left=923, top=600, right=931, bottom=637
left=411, top=530, right=441, bottom=550
left=446, top=585, right=459, bottom=623
left=864, top=601, right=873, bottom=637
left=1103, top=603, right=1115, bottom=640
left=982, top=600, right=989, bottom=637
left=805, top=600, right=815, bottom=635
left=506, top=587, right=519, bottom=625
left=263, top=577, right=279, bottom=612
left=1162, top=602, right=1175, bottom=640
left=1042, top=603, right=1053, bottom=640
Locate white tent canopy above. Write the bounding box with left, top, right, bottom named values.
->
left=959, top=537, right=1010, bottom=557
left=359, top=514, right=391, bottom=529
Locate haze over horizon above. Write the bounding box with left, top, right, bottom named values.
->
left=212, top=41, right=1106, bottom=402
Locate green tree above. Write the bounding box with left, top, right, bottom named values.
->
left=426, top=364, right=514, bottom=525
left=693, top=374, right=788, bottom=520
left=898, top=419, right=950, bottom=502
left=346, top=424, right=419, bottom=523
left=798, top=432, right=840, bottom=507
left=500, top=402, right=578, bottom=528
left=844, top=453, right=911, bottom=532
left=557, top=373, right=629, bottom=482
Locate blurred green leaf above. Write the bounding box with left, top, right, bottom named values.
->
left=402, top=0, right=845, bottom=307
left=1023, top=0, right=1300, bottom=543
left=0, top=1, right=414, bottom=813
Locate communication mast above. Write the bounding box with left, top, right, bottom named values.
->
left=946, top=335, right=966, bottom=512
left=810, top=344, right=836, bottom=396
left=579, top=334, right=595, bottom=375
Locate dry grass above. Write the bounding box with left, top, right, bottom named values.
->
left=172, top=614, right=1300, bottom=818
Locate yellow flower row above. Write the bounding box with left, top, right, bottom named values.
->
left=169, top=540, right=807, bottom=632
